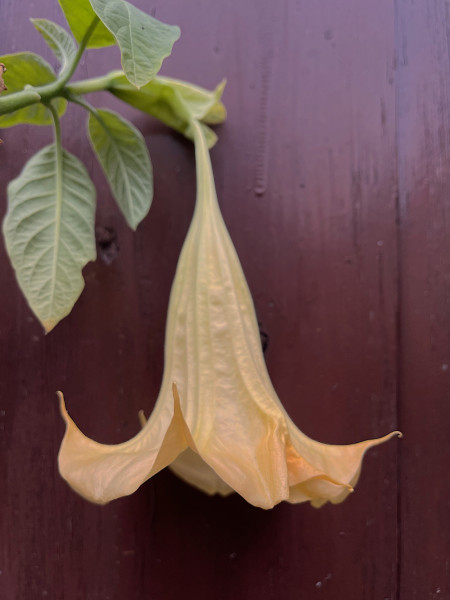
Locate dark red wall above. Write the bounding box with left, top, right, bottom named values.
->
left=1, top=1, right=448, bottom=598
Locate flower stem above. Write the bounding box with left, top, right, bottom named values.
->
left=190, top=119, right=218, bottom=212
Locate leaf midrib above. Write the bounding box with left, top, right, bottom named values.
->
left=39, top=23, right=69, bottom=69
left=49, top=145, right=63, bottom=318
left=95, top=111, right=136, bottom=224
left=125, top=2, right=138, bottom=86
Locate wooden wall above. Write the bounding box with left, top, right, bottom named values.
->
left=1, top=1, right=448, bottom=598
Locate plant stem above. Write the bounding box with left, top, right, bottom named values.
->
left=0, top=88, right=42, bottom=114
left=190, top=119, right=218, bottom=213
left=58, top=17, right=100, bottom=86
left=0, top=70, right=123, bottom=117
left=67, top=94, right=98, bottom=117
left=68, top=95, right=118, bottom=150
left=0, top=17, right=101, bottom=116
left=65, top=71, right=124, bottom=96
left=47, top=101, right=62, bottom=149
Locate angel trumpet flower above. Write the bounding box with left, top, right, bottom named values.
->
left=58, top=119, right=400, bottom=509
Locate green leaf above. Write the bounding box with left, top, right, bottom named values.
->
left=89, top=0, right=180, bottom=87
left=0, top=53, right=66, bottom=127
left=159, top=77, right=227, bottom=124
left=3, top=144, right=96, bottom=332
left=110, top=75, right=226, bottom=148
left=58, top=0, right=115, bottom=48
left=31, top=18, right=77, bottom=73
left=88, top=108, right=153, bottom=229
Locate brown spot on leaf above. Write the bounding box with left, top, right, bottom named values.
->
left=0, top=64, right=6, bottom=143
left=0, top=63, right=7, bottom=94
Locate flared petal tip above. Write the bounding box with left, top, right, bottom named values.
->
left=373, top=430, right=403, bottom=445
left=56, top=390, right=69, bottom=423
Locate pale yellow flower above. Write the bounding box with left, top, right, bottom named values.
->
left=58, top=120, right=400, bottom=509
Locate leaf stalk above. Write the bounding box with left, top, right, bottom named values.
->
left=58, top=16, right=100, bottom=85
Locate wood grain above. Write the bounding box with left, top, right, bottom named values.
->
left=0, top=1, right=447, bottom=598
left=396, top=1, right=450, bottom=598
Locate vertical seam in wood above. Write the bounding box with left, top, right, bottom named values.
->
left=393, top=1, right=403, bottom=599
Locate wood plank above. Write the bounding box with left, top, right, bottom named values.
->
left=396, top=1, right=450, bottom=598
left=0, top=1, right=400, bottom=598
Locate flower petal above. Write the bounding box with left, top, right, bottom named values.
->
left=170, top=449, right=234, bottom=497
left=57, top=389, right=188, bottom=504
left=57, top=117, right=400, bottom=510
left=168, top=120, right=400, bottom=509
left=285, top=429, right=402, bottom=505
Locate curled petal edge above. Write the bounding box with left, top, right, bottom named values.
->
left=57, top=387, right=188, bottom=505
left=58, top=389, right=401, bottom=509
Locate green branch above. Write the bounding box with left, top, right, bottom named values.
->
left=65, top=71, right=124, bottom=96
left=47, top=101, right=62, bottom=148
left=0, top=70, right=122, bottom=117
left=0, top=88, right=42, bottom=114
left=66, top=93, right=98, bottom=116
left=58, top=16, right=99, bottom=85
left=0, top=17, right=100, bottom=116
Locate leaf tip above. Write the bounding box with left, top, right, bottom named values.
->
left=216, top=78, right=227, bottom=95
left=42, top=318, right=58, bottom=334
left=124, top=216, right=138, bottom=231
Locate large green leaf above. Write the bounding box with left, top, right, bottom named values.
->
left=88, top=108, right=153, bottom=229
left=110, top=75, right=226, bottom=148
left=58, top=0, right=115, bottom=48
left=0, top=53, right=66, bottom=127
left=3, top=144, right=96, bottom=332
left=31, top=18, right=77, bottom=73
left=89, top=0, right=180, bottom=87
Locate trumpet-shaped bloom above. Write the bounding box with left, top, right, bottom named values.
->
left=58, top=120, right=400, bottom=509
